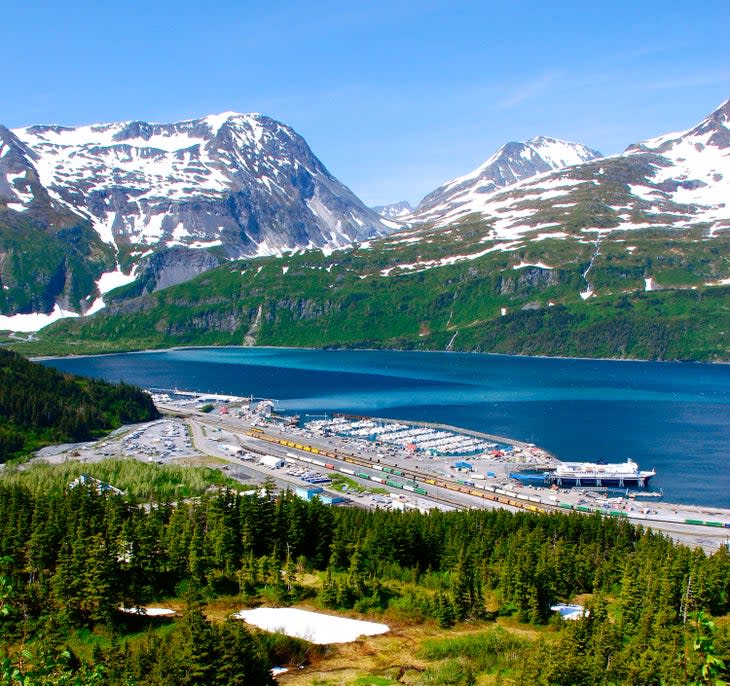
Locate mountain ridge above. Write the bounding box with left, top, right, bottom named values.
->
left=4, top=99, right=730, bottom=361
left=17, top=98, right=729, bottom=362
left=409, top=99, right=730, bottom=235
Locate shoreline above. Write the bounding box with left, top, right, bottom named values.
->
left=28, top=342, right=728, bottom=366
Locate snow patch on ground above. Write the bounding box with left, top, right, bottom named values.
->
left=533, top=231, right=569, bottom=241
left=119, top=607, right=176, bottom=617
left=166, top=239, right=223, bottom=250
left=84, top=267, right=139, bottom=316
left=98, top=267, right=137, bottom=294
left=551, top=604, right=587, bottom=621
left=232, top=608, right=389, bottom=644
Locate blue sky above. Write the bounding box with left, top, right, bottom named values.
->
left=3, top=0, right=729, bottom=205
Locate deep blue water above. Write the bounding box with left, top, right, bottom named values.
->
left=41, top=348, right=730, bottom=508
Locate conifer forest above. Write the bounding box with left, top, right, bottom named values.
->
left=0, top=479, right=728, bottom=685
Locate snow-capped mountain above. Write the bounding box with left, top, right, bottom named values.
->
left=0, top=113, right=395, bottom=326
left=410, top=136, right=602, bottom=224
left=419, top=98, right=730, bottom=242
left=618, top=99, right=730, bottom=229
left=10, top=113, right=392, bottom=256
left=372, top=200, right=413, bottom=221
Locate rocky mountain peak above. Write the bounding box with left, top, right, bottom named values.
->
left=410, top=136, right=602, bottom=224
left=686, top=98, right=730, bottom=148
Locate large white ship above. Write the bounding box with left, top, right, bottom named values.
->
left=511, top=458, right=656, bottom=489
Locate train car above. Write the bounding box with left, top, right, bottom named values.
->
left=340, top=467, right=355, bottom=475
left=559, top=502, right=573, bottom=510
left=371, top=476, right=384, bottom=484
left=414, top=487, right=428, bottom=496
left=385, top=479, right=404, bottom=489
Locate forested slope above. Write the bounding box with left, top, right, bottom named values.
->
left=0, top=349, right=159, bottom=461
left=0, top=482, right=728, bottom=684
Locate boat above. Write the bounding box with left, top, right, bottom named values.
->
left=510, top=458, right=655, bottom=489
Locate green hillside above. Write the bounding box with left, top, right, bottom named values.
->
left=0, top=349, right=159, bottom=461
left=16, top=215, right=730, bottom=361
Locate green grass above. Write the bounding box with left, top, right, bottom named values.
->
left=0, top=458, right=248, bottom=501
left=418, top=627, right=528, bottom=673
left=327, top=473, right=388, bottom=495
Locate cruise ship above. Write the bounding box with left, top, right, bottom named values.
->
left=511, top=458, right=656, bottom=489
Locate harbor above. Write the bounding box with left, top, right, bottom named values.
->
left=32, top=386, right=730, bottom=554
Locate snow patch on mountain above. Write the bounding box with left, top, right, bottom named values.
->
left=0, top=305, right=79, bottom=333
left=372, top=201, right=413, bottom=220
left=378, top=241, right=523, bottom=276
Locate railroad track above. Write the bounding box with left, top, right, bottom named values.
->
left=245, top=427, right=559, bottom=515
left=188, top=416, right=730, bottom=532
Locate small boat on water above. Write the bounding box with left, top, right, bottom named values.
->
left=511, top=458, right=655, bottom=489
